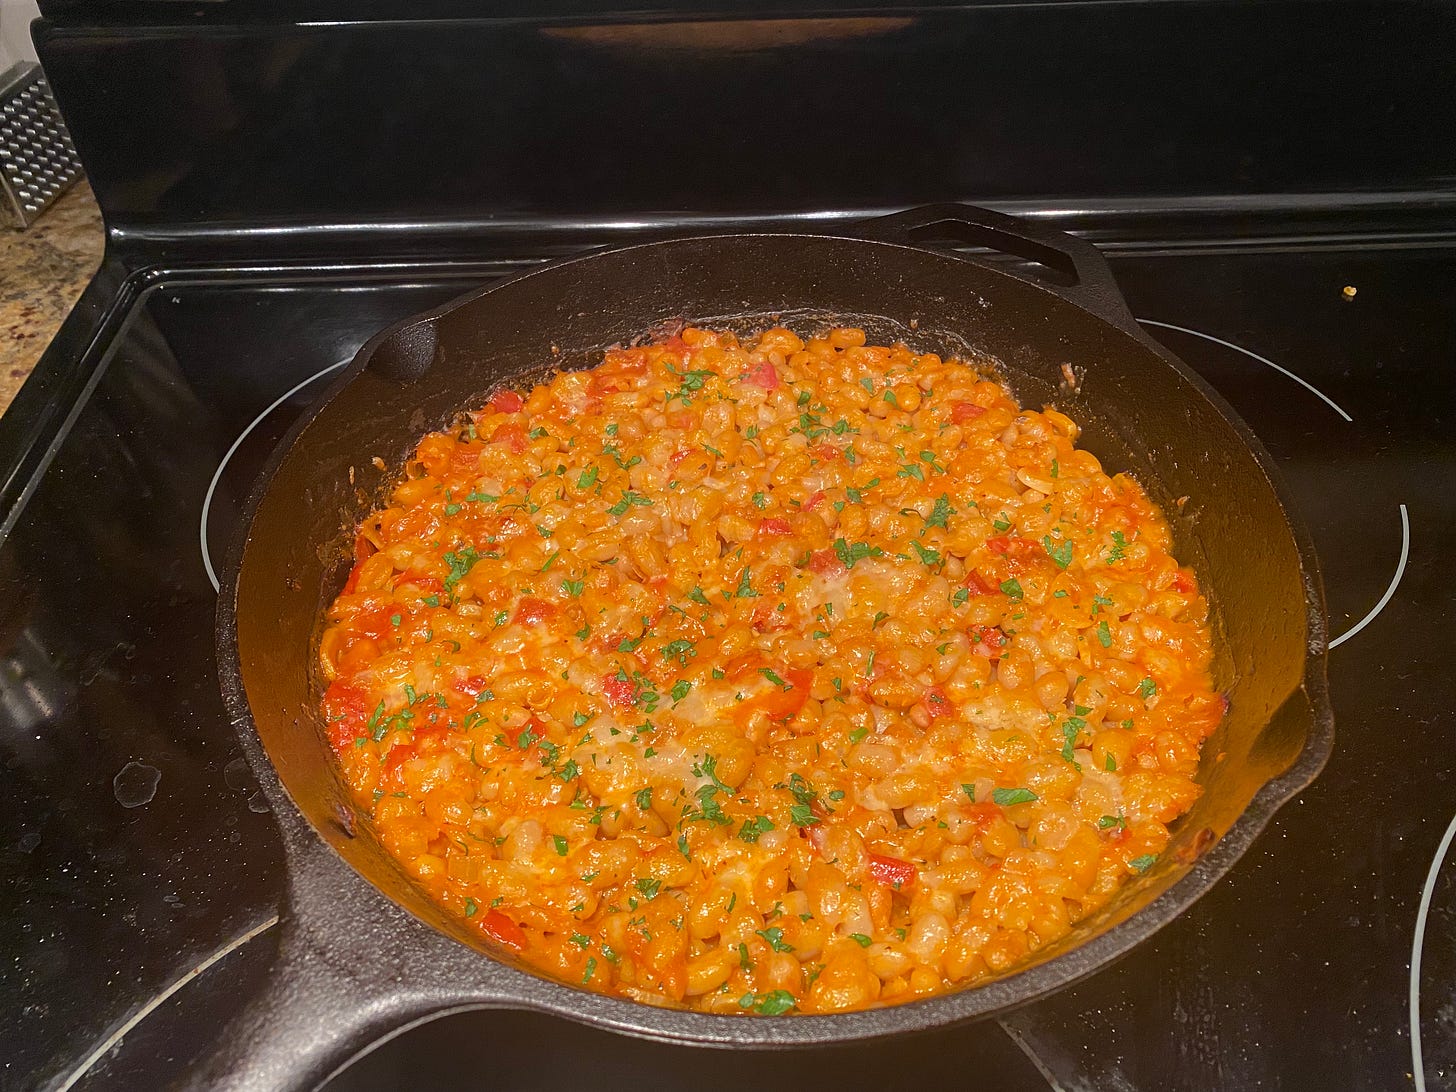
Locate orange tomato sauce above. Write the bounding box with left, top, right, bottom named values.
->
left=318, top=326, right=1221, bottom=1014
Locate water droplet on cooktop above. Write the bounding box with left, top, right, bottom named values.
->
left=113, top=761, right=160, bottom=808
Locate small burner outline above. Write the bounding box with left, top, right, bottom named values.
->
left=200, top=360, right=349, bottom=593
left=1411, top=810, right=1456, bottom=1092
left=1136, top=318, right=1354, bottom=423
left=1328, top=503, right=1410, bottom=650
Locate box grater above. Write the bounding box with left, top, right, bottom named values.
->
left=0, top=61, right=82, bottom=229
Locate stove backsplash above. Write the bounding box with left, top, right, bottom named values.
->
left=33, top=1, right=1456, bottom=253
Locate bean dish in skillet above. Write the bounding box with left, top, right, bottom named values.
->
left=317, top=325, right=1221, bottom=1014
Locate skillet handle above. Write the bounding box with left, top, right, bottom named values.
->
left=184, top=834, right=500, bottom=1091
left=849, top=203, right=1142, bottom=338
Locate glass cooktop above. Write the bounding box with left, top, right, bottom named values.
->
left=2, top=240, right=1452, bottom=1090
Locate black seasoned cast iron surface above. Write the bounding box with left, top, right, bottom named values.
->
left=214, top=207, right=1331, bottom=1087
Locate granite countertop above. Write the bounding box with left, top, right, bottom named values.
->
left=0, top=181, right=105, bottom=416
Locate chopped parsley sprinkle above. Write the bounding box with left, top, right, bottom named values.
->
left=833, top=538, right=883, bottom=568
left=759, top=667, right=791, bottom=690
left=849, top=933, right=872, bottom=948
left=1138, top=677, right=1157, bottom=698
left=991, top=787, right=1038, bottom=806
left=1097, top=620, right=1112, bottom=647
left=739, top=815, right=775, bottom=843
left=911, top=541, right=942, bottom=566
left=552, top=835, right=568, bottom=856
left=1129, top=854, right=1157, bottom=873
left=756, top=926, right=794, bottom=952
left=607, top=490, right=652, bottom=517
left=925, top=494, right=955, bottom=529
left=1000, top=577, right=1024, bottom=601
left=1042, top=535, right=1074, bottom=569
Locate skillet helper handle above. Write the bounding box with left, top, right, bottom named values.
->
left=186, top=836, right=491, bottom=1092
left=850, top=203, right=1142, bottom=337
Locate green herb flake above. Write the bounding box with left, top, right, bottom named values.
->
left=1129, top=853, right=1157, bottom=874
left=1097, top=620, right=1112, bottom=648
left=849, top=933, right=873, bottom=948
left=1137, top=677, right=1157, bottom=699
left=759, top=667, right=791, bottom=690
left=961, top=783, right=976, bottom=802
left=739, top=815, right=776, bottom=843
left=735, top=567, right=759, bottom=598
left=442, top=546, right=482, bottom=595
left=753, top=990, right=797, bottom=1016
left=1042, top=535, right=1074, bottom=570
left=464, top=897, right=479, bottom=917
left=833, top=538, right=883, bottom=569
left=991, top=787, right=1038, bottom=807
left=1000, top=577, right=1024, bottom=601
left=925, top=494, right=955, bottom=530
left=756, top=926, right=794, bottom=953
left=552, top=834, right=569, bottom=856
left=635, top=787, right=653, bottom=810
left=911, top=540, right=942, bottom=566
left=1108, top=530, right=1130, bottom=562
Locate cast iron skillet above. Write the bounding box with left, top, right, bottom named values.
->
left=213, top=205, right=1334, bottom=1090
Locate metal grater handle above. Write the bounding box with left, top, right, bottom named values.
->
left=0, top=61, right=83, bottom=229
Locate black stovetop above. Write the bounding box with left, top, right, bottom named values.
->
left=2, top=236, right=1453, bottom=1090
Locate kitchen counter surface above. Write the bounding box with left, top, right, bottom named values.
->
left=0, top=181, right=104, bottom=416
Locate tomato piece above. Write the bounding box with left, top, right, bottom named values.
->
left=669, top=448, right=690, bottom=467
left=601, top=672, right=636, bottom=709
left=353, top=605, right=396, bottom=641
left=396, top=574, right=444, bottom=597
left=490, top=422, right=528, bottom=454
left=514, top=597, right=557, bottom=626
left=1171, top=571, right=1195, bottom=594
left=341, top=559, right=368, bottom=596
left=807, top=548, right=846, bottom=576
left=480, top=908, right=528, bottom=950
left=868, top=853, right=917, bottom=890
left=490, top=389, right=524, bottom=414
left=458, top=675, right=492, bottom=700
left=381, top=743, right=416, bottom=790
left=450, top=442, right=485, bottom=473
left=753, top=667, right=813, bottom=721
left=923, top=686, right=953, bottom=719
left=803, top=490, right=826, bottom=512
left=969, top=624, right=1009, bottom=661
left=666, top=411, right=693, bottom=430
left=321, top=680, right=370, bottom=751
left=743, top=360, right=780, bottom=390
left=807, top=443, right=840, bottom=462
left=963, top=570, right=997, bottom=596
left=757, top=517, right=793, bottom=538
left=950, top=400, right=986, bottom=424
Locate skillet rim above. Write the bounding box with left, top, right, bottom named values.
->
left=214, top=225, right=1335, bottom=1046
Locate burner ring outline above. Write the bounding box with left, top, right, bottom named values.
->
left=1411, top=809, right=1456, bottom=1092
left=200, top=360, right=349, bottom=593
left=1328, top=502, right=1410, bottom=650
left=1137, top=318, right=1354, bottom=423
